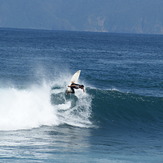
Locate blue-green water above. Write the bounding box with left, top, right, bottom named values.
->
left=0, top=28, right=163, bottom=162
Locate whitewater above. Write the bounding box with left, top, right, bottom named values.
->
left=0, top=78, right=92, bottom=131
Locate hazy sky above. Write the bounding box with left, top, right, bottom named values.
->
left=0, top=0, right=163, bottom=34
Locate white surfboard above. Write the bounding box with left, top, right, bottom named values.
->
left=66, top=70, right=81, bottom=93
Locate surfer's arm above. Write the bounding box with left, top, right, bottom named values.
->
left=69, top=84, right=78, bottom=88
left=68, top=85, right=74, bottom=87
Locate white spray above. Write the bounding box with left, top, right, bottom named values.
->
left=0, top=78, right=92, bottom=131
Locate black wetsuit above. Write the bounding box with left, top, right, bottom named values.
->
left=70, top=83, right=80, bottom=93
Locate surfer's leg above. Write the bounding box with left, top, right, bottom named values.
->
left=71, top=87, right=75, bottom=93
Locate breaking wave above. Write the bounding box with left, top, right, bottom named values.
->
left=0, top=77, right=162, bottom=131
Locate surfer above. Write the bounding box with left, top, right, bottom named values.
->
left=68, top=82, right=85, bottom=93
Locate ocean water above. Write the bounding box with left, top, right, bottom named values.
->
left=0, top=28, right=163, bottom=163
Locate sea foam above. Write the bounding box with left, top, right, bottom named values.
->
left=0, top=83, right=59, bottom=131
left=0, top=79, right=92, bottom=131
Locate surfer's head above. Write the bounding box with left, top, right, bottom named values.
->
left=79, top=85, right=84, bottom=89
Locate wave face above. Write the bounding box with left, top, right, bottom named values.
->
left=87, top=88, right=163, bottom=130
